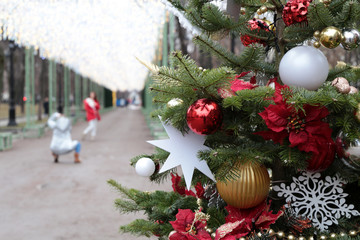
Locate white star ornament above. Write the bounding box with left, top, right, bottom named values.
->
left=147, top=118, right=215, bottom=190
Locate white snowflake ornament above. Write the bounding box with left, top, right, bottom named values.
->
left=273, top=172, right=360, bottom=231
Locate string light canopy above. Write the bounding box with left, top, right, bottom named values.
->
left=0, top=0, right=165, bottom=91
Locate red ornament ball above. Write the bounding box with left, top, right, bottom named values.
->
left=186, top=99, right=222, bottom=135
left=282, top=0, right=311, bottom=26
left=307, top=141, right=335, bottom=172
left=240, top=19, right=269, bottom=46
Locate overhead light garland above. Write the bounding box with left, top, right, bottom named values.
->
left=0, top=0, right=165, bottom=91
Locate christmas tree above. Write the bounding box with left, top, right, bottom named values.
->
left=109, top=0, right=360, bottom=239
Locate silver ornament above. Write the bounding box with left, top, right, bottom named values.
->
left=337, top=135, right=360, bottom=171
left=203, top=184, right=226, bottom=208
left=341, top=29, right=360, bottom=50
left=167, top=98, right=183, bottom=108
left=342, top=139, right=360, bottom=171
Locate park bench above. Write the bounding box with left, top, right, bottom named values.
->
left=23, top=124, right=46, bottom=138
left=0, top=132, right=13, bottom=151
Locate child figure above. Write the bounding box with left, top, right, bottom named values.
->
left=48, top=107, right=81, bottom=163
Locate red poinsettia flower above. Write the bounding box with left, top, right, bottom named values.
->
left=255, top=84, right=334, bottom=155
left=240, top=19, right=270, bottom=46
left=215, top=201, right=283, bottom=240
left=194, top=182, right=205, bottom=198
left=171, top=173, right=204, bottom=198
left=266, top=78, right=289, bottom=104
left=218, top=72, right=257, bottom=98
left=231, top=79, right=256, bottom=92
left=307, top=140, right=335, bottom=171
left=169, top=209, right=212, bottom=240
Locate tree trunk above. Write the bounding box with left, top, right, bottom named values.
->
left=226, top=0, right=241, bottom=21
left=20, top=50, right=25, bottom=114
left=175, top=17, right=188, bottom=55
left=0, top=44, right=4, bottom=98
left=37, top=58, right=47, bottom=121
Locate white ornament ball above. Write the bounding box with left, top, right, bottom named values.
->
left=135, top=158, right=155, bottom=177
left=279, top=46, right=329, bottom=91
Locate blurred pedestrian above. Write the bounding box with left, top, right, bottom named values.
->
left=82, top=91, right=101, bottom=140
left=48, top=106, right=81, bottom=163
left=128, top=90, right=141, bottom=110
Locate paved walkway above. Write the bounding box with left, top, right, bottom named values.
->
left=0, top=108, right=170, bottom=240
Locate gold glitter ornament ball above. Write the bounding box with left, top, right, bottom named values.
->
left=216, top=161, right=270, bottom=209
left=240, top=7, right=246, bottom=15
left=320, top=0, right=332, bottom=5
left=313, top=41, right=321, bottom=48
left=167, top=98, right=183, bottom=108
left=349, top=86, right=359, bottom=94
left=319, top=26, right=344, bottom=49
left=260, top=6, right=268, bottom=13
left=331, top=77, right=350, bottom=94
left=263, top=19, right=275, bottom=32
left=313, top=30, right=321, bottom=39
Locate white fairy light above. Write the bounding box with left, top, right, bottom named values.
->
left=0, top=0, right=165, bottom=91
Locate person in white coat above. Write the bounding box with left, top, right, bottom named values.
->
left=48, top=107, right=81, bottom=163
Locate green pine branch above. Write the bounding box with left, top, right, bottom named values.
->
left=328, top=0, right=350, bottom=14
left=222, top=86, right=274, bottom=110
left=283, top=23, right=315, bottom=44
left=308, top=3, right=335, bottom=29
left=166, top=0, right=185, bottom=11
left=200, top=3, right=235, bottom=33
left=193, top=36, right=277, bottom=75
left=120, top=219, right=172, bottom=239
left=333, top=1, right=355, bottom=27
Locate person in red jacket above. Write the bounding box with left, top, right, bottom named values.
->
left=82, top=91, right=101, bottom=140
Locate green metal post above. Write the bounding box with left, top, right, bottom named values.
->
left=25, top=47, right=31, bottom=127
left=79, top=76, right=83, bottom=100
left=100, top=86, right=104, bottom=108
left=83, top=77, right=88, bottom=100
left=30, top=47, right=35, bottom=122
left=75, top=73, right=80, bottom=119
left=88, top=80, right=92, bottom=92
left=53, top=61, right=57, bottom=114
left=88, top=78, right=91, bottom=93
left=64, top=66, right=70, bottom=116
left=100, top=86, right=105, bottom=109
left=94, top=83, right=97, bottom=101
left=169, top=13, right=175, bottom=67
left=96, top=84, right=101, bottom=105
left=48, top=60, right=53, bottom=116
left=162, top=12, right=168, bottom=67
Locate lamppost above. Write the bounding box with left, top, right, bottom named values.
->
left=8, top=40, right=17, bottom=126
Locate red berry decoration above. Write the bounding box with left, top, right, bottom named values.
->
left=240, top=19, right=269, bottom=46
left=307, top=141, right=335, bottom=172
left=186, top=99, right=222, bottom=135
left=282, top=0, right=311, bottom=26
